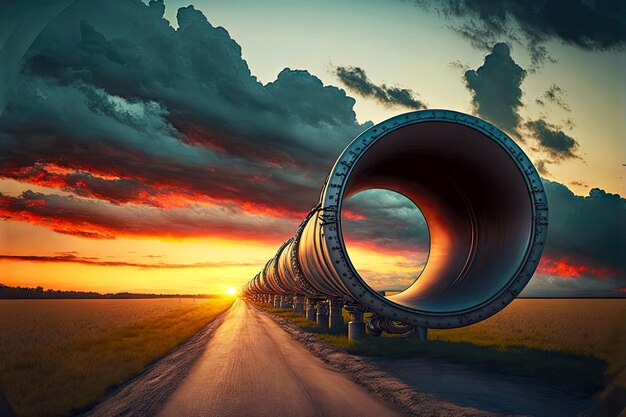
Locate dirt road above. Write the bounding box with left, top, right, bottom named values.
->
left=157, top=298, right=408, bottom=417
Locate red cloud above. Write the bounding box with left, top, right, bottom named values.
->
left=5, top=163, right=295, bottom=213
left=0, top=191, right=296, bottom=244
left=1, top=145, right=319, bottom=217
left=537, top=256, right=620, bottom=279
left=341, top=209, right=366, bottom=221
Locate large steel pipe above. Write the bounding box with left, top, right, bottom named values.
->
left=243, top=110, right=547, bottom=331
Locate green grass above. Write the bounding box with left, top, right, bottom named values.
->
left=0, top=297, right=234, bottom=417
left=261, top=307, right=321, bottom=331
left=258, top=302, right=609, bottom=395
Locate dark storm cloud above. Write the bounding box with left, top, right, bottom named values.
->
left=464, top=43, right=526, bottom=136
left=334, top=66, right=427, bottom=110
left=540, top=180, right=626, bottom=280
left=0, top=0, right=370, bottom=215
left=0, top=0, right=79, bottom=116
left=464, top=45, right=580, bottom=165
left=526, top=119, right=580, bottom=160
left=413, top=0, right=626, bottom=68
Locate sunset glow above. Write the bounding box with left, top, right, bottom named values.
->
left=0, top=0, right=623, bottom=297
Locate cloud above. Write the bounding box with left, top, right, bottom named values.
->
left=334, top=66, right=427, bottom=110
left=535, top=160, right=550, bottom=176
left=448, top=60, right=470, bottom=72
left=464, top=43, right=526, bottom=136
left=526, top=119, right=580, bottom=160
left=412, top=0, right=626, bottom=68
left=0, top=254, right=258, bottom=269
left=570, top=180, right=588, bottom=188
left=540, top=180, right=626, bottom=281
left=0, top=0, right=370, bottom=217
left=536, top=84, right=571, bottom=111
left=351, top=268, right=419, bottom=292
left=0, top=190, right=296, bottom=242
left=342, top=189, right=429, bottom=255
left=536, top=256, right=621, bottom=279
left=521, top=273, right=625, bottom=297
left=464, top=46, right=579, bottom=167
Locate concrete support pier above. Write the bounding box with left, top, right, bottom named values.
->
left=305, top=298, right=317, bottom=322
left=316, top=301, right=329, bottom=330
left=415, top=327, right=428, bottom=342
left=328, top=299, right=344, bottom=333
left=293, top=296, right=305, bottom=314
left=406, top=327, right=428, bottom=342
left=273, top=295, right=278, bottom=308
left=348, top=310, right=366, bottom=341
left=278, top=296, right=285, bottom=309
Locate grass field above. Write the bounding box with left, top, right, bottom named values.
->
left=0, top=297, right=233, bottom=417
left=429, top=299, right=626, bottom=366
left=260, top=299, right=626, bottom=397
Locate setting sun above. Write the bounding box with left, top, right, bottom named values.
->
left=226, top=287, right=237, bottom=296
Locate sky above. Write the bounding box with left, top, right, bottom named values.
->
left=0, top=0, right=624, bottom=296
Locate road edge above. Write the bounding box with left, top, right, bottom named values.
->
left=74, top=302, right=234, bottom=417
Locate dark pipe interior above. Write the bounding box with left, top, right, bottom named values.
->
left=341, top=121, right=533, bottom=314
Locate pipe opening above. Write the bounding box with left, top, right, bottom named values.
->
left=341, top=189, right=430, bottom=295
left=339, top=121, right=533, bottom=314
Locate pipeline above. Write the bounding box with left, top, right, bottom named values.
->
left=242, top=109, right=548, bottom=340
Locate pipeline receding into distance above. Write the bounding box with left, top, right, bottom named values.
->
left=242, top=109, right=548, bottom=339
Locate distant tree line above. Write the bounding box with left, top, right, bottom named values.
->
left=0, top=283, right=216, bottom=299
